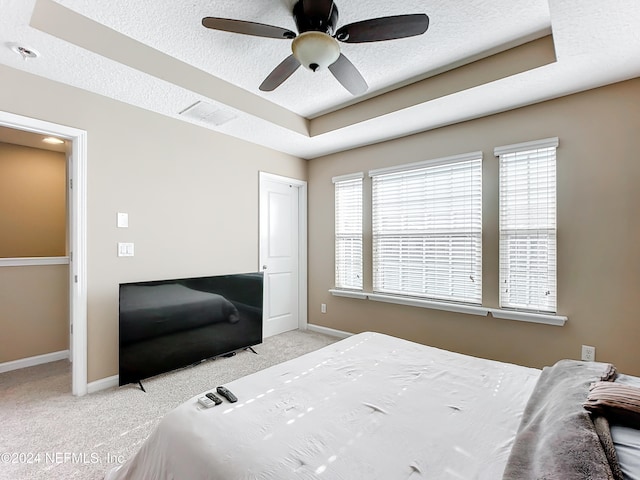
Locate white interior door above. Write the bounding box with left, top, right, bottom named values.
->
left=260, top=173, right=305, bottom=338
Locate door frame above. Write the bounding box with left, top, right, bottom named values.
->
left=0, top=111, right=88, bottom=396
left=259, top=171, right=308, bottom=332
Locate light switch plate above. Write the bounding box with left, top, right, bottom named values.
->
left=117, top=212, right=128, bottom=228
left=118, top=242, right=134, bottom=257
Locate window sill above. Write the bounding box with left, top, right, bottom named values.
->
left=329, top=289, right=368, bottom=300
left=329, top=289, right=567, bottom=326
left=367, top=293, right=489, bottom=316
left=488, top=308, right=567, bottom=326
left=329, top=289, right=487, bottom=316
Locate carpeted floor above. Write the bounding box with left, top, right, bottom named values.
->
left=0, top=329, right=338, bottom=480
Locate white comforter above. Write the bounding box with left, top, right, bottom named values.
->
left=105, top=332, right=540, bottom=480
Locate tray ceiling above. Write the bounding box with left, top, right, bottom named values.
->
left=1, top=0, right=639, bottom=158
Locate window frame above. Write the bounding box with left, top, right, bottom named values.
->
left=333, top=172, right=364, bottom=291
left=495, top=137, right=559, bottom=314
left=369, top=151, right=483, bottom=305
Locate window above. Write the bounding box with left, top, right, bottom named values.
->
left=333, top=173, right=363, bottom=290
left=370, top=152, right=483, bottom=304
left=496, top=138, right=558, bottom=313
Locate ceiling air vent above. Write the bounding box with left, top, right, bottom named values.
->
left=178, top=101, right=237, bottom=127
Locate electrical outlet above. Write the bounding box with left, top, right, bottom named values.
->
left=321, top=303, right=327, bottom=314
left=581, top=345, right=596, bottom=362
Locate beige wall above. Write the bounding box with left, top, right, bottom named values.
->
left=0, top=143, right=66, bottom=258
left=0, top=264, right=69, bottom=362
left=0, top=64, right=307, bottom=382
left=0, top=142, right=68, bottom=362
left=308, top=78, right=640, bottom=376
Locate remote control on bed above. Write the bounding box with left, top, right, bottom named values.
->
left=198, top=396, right=217, bottom=408
left=216, top=386, right=237, bottom=403
left=205, top=392, right=223, bottom=405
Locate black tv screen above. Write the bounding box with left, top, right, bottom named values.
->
left=118, top=272, right=263, bottom=386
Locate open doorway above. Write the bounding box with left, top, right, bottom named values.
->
left=0, top=111, right=87, bottom=396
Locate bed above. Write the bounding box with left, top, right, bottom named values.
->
left=105, top=332, right=640, bottom=480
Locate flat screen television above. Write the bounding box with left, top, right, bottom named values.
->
left=118, top=272, right=263, bottom=387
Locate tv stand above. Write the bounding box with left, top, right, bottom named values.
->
left=245, top=346, right=258, bottom=354
left=138, top=380, right=146, bottom=393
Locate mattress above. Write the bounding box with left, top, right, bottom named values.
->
left=105, top=332, right=541, bottom=480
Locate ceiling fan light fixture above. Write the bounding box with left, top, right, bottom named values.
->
left=291, top=31, right=340, bottom=72
left=202, top=3, right=430, bottom=93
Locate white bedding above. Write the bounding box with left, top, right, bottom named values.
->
left=105, top=332, right=540, bottom=480
left=612, top=374, right=640, bottom=480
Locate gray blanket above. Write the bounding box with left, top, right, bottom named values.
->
left=502, top=359, right=620, bottom=480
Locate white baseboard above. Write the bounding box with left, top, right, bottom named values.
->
left=0, top=350, right=69, bottom=374
left=87, top=375, right=119, bottom=394
left=306, top=324, right=353, bottom=339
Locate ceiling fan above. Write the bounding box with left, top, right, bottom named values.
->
left=202, top=0, right=429, bottom=95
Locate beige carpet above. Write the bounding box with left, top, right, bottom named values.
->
left=0, top=329, right=338, bottom=480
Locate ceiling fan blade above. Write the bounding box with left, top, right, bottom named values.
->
left=301, top=0, right=335, bottom=20
left=202, top=17, right=296, bottom=39
left=259, top=55, right=301, bottom=91
left=328, top=54, right=368, bottom=95
left=335, top=14, right=429, bottom=43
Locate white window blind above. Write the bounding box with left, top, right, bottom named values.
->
left=496, top=138, right=558, bottom=313
left=370, top=153, right=482, bottom=304
left=333, top=173, right=363, bottom=290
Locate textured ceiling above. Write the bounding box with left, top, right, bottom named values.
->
left=1, top=0, right=639, bottom=159
left=49, top=0, right=550, bottom=118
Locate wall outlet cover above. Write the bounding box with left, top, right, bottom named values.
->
left=581, top=345, right=596, bottom=362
